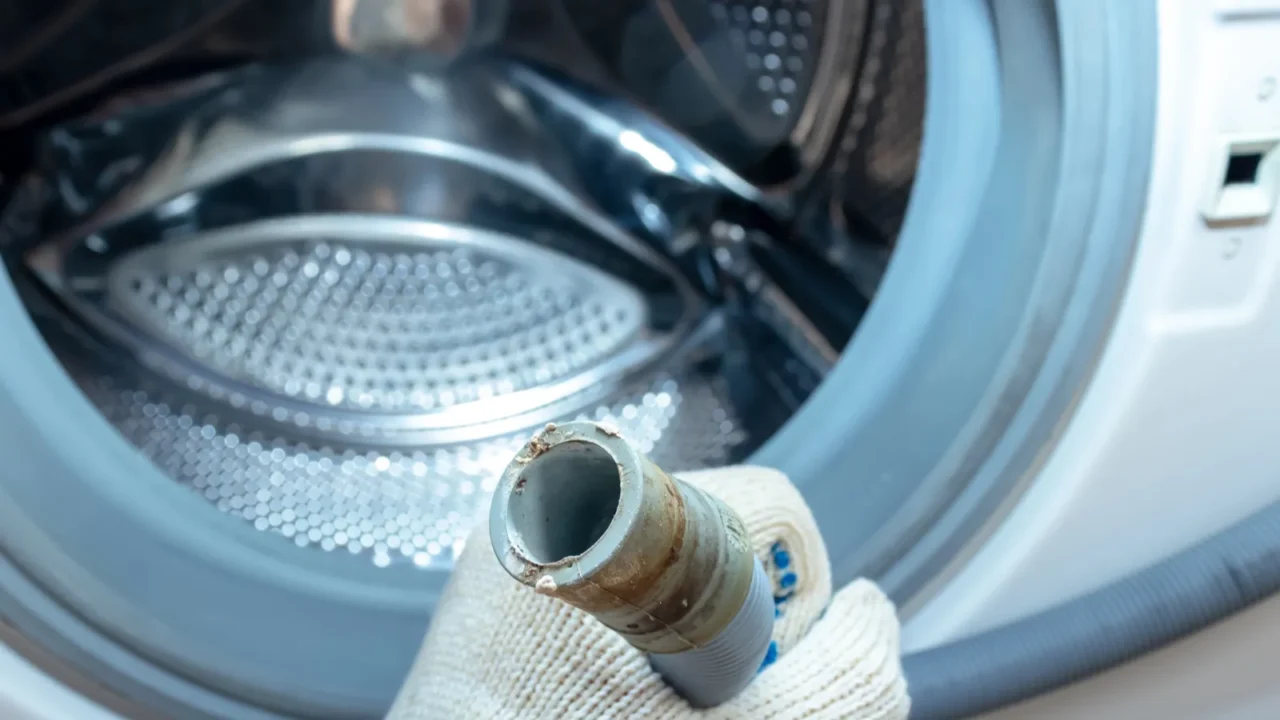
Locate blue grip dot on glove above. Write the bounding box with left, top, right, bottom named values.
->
left=758, top=640, right=780, bottom=672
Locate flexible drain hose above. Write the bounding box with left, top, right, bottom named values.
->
left=902, top=498, right=1280, bottom=719
left=488, top=421, right=775, bottom=708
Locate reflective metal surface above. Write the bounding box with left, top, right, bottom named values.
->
left=42, top=294, right=744, bottom=567
left=4, top=56, right=839, bottom=568
left=106, top=219, right=650, bottom=419
left=822, top=0, right=925, bottom=243
left=511, top=0, right=865, bottom=186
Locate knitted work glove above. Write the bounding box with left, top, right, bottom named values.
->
left=388, top=466, right=910, bottom=719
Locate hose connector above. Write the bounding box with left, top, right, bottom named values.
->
left=489, top=421, right=773, bottom=707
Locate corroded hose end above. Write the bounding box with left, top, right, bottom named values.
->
left=489, top=422, right=772, bottom=701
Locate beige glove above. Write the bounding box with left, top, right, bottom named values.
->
left=388, top=466, right=910, bottom=719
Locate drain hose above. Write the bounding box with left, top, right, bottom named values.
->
left=488, top=421, right=775, bottom=708
left=902, top=498, right=1280, bottom=719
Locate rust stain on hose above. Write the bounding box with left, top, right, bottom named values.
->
left=489, top=421, right=757, bottom=653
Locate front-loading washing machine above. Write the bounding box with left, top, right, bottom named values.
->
left=0, top=0, right=1278, bottom=718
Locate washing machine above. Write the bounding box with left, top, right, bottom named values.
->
left=0, top=0, right=1277, bottom=718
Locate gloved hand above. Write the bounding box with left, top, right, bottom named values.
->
left=387, top=466, right=910, bottom=719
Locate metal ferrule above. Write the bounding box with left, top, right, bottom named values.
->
left=489, top=421, right=773, bottom=706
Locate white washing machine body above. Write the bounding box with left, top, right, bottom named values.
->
left=903, top=0, right=1280, bottom=656
left=904, top=0, right=1280, bottom=714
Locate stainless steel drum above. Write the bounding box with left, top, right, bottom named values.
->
left=0, top=1, right=930, bottom=716
left=2, top=51, right=849, bottom=571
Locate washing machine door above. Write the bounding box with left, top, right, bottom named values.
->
left=5, top=1, right=1258, bottom=719
left=0, top=2, right=912, bottom=715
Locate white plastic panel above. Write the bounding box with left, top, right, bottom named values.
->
left=905, top=0, right=1280, bottom=650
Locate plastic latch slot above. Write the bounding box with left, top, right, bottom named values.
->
left=1202, top=136, right=1280, bottom=225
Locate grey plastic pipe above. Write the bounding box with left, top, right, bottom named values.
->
left=902, top=497, right=1280, bottom=719
left=489, top=421, right=775, bottom=708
